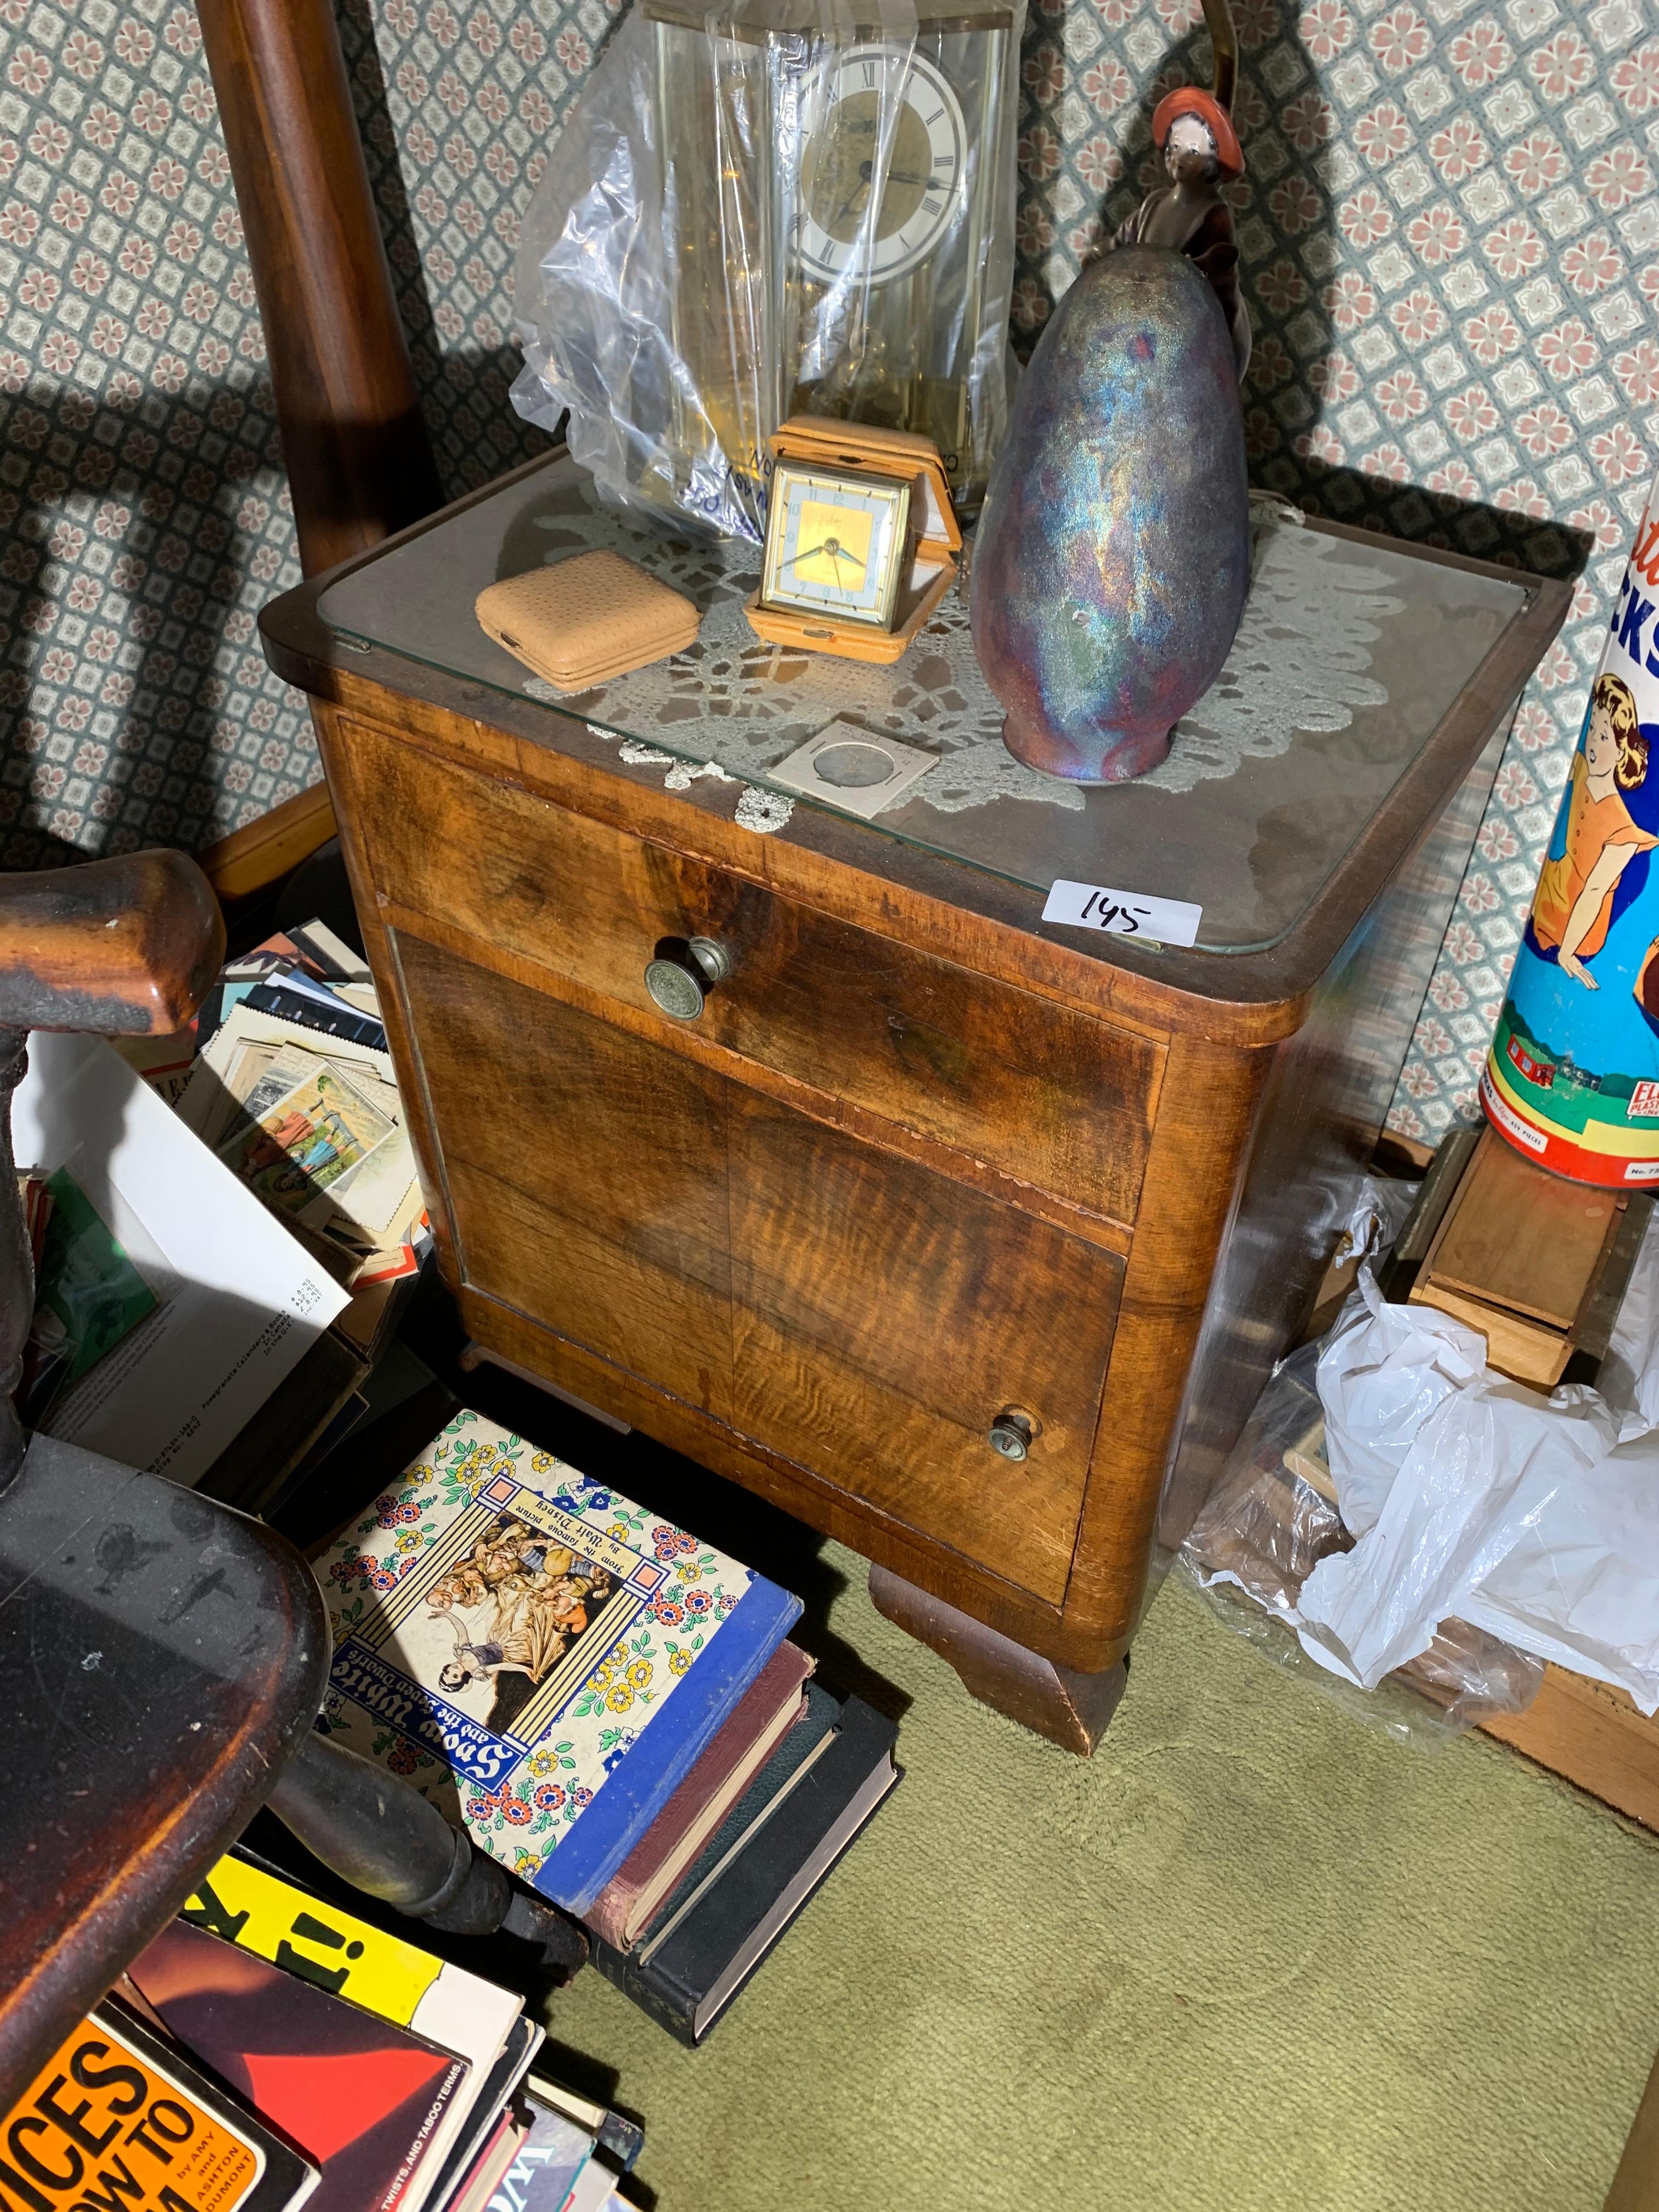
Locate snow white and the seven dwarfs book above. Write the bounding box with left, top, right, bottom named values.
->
left=313, top=1411, right=802, bottom=1917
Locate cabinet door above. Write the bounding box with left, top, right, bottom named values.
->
left=392, top=929, right=1120, bottom=1605
left=727, top=1099, right=1123, bottom=1605
left=393, top=930, right=733, bottom=1420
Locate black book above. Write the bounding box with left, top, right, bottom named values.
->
left=244, top=979, right=389, bottom=1050
left=590, top=1690, right=899, bottom=2046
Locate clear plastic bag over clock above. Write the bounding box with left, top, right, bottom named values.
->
left=510, top=0, right=1024, bottom=543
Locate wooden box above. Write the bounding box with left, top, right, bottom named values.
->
left=1405, top=1125, right=1643, bottom=1387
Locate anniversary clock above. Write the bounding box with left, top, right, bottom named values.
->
left=792, top=44, right=968, bottom=289
left=645, top=0, right=1020, bottom=523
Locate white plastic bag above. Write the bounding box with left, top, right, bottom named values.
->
left=1300, top=1219, right=1659, bottom=1714
left=1180, top=1336, right=1542, bottom=1744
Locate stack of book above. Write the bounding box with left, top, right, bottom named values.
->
left=6, top=1850, right=642, bottom=2212
left=144, top=916, right=432, bottom=1338
left=315, top=1409, right=901, bottom=2044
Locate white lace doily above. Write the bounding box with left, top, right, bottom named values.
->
left=521, top=478, right=1401, bottom=820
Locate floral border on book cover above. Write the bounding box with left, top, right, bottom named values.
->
left=315, top=1409, right=749, bottom=1887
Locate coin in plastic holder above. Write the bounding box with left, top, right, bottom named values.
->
left=767, top=719, right=941, bottom=820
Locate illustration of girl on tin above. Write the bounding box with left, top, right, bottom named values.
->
left=1485, top=469, right=1659, bottom=1184
left=1525, top=673, right=1656, bottom=990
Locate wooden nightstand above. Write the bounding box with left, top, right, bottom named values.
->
left=262, top=452, right=1567, bottom=1752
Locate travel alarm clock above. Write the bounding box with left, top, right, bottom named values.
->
left=760, top=464, right=912, bottom=631
left=747, top=417, right=962, bottom=667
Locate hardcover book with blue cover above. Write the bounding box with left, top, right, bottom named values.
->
left=313, top=1410, right=801, bottom=1914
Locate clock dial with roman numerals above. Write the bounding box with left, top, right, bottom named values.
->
left=794, top=44, right=967, bottom=287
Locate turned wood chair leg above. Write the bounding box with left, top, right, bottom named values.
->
left=868, top=1564, right=1128, bottom=1756
left=267, top=1728, right=588, bottom=1978
left=198, top=0, right=443, bottom=575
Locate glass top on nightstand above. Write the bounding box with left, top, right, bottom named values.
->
left=317, top=455, right=1532, bottom=955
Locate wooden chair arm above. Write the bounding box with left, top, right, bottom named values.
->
left=0, top=849, right=224, bottom=1037
left=0, top=1437, right=330, bottom=2097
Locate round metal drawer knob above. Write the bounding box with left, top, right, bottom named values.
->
left=645, top=935, right=730, bottom=1021
left=988, top=1410, right=1035, bottom=1463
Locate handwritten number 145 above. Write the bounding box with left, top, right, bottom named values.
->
left=1079, top=891, right=1152, bottom=934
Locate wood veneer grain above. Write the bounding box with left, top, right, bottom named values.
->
left=313, top=682, right=1299, bottom=1046
left=727, top=1097, right=1122, bottom=1602
left=377, top=893, right=1136, bottom=1259
left=397, top=930, right=735, bottom=1420
left=394, top=922, right=1119, bottom=1603
left=454, top=1282, right=1081, bottom=1659
left=1063, top=1031, right=1272, bottom=1652
left=340, top=716, right=1161, bottom=1225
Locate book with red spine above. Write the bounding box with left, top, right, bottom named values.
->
left=584, top=1642, right=814, bottom=1951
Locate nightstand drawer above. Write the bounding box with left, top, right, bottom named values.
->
left=726, top=1094, right=1123, bottom=1604
left=345, top=715, right=1160, bottom=1226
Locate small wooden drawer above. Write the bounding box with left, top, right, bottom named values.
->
left=343, top=715, right=1161, bottom=1226
left=725, top=1094, right=1124, bottom=1604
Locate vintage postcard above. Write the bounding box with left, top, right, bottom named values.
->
left=238, top=1041, right=327, bottom=1125
left=219, top=1061, right=395, bottom=1218
left=179, top=1001, right=397, bottom=1144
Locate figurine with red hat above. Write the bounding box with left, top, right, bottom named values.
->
left=1107, top=84, right=1250, bottom=377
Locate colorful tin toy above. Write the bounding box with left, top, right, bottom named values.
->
left=1484, top=472, right=1659, bottom=1186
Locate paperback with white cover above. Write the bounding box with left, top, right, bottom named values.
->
left=14, top=1031, right=348, bottom=1483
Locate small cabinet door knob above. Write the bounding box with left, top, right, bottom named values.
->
left=988, top=1409, right=1036, bottom=1462
left=645, top=935, right=731, bottom=1021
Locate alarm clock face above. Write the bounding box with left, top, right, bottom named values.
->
left=794, top=44, right=967, bottom=287
left=760, top=464, right=912, bottom=628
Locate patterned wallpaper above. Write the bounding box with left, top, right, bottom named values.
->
left=0, top=0, right=1654, bottom=1139
left=1009, top=0, right=1657, bottom=1139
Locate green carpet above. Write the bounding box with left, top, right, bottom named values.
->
left=545, top=1550, right=1659, bottom=2212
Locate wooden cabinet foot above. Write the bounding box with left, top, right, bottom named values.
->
left=867, top=1564, right=1127, bottom=1755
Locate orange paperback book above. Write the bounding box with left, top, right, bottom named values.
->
left=2, top=1999, right=318, bottom=2212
